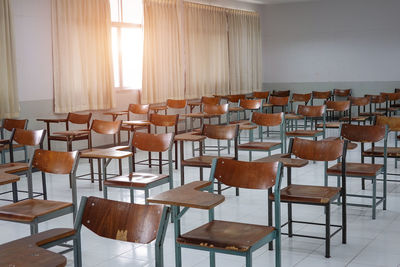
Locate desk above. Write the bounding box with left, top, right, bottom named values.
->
left=0, top=162, right=28, bottom=202
left=0, top=229, right=69, bottom=267
left=148, top=181, right=224, bottom=267
left=79, top=148, right=132, bottom=191
left=52, top=130, right=90, bottom=152
left=37, top=118, right=68, bottom=150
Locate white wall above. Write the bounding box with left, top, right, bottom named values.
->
left=261, top=0, right=400, bottom=83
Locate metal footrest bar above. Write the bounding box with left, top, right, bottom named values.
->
left=281, top=220, right=342, bottom=240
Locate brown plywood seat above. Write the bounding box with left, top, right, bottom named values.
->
left=327, top=162, right=383, bottom=177
left=285, top=114, right=303, bottom=120
left=228, top=107, right=244, bottom=112
left=0, top=143, right=24, bottom=152
left=363, top=146, right=400, bottom=157
left=104, top=172, right=169, bottom=188
left=182, top=156, right=234, bottom=167
left=0, top=199, right=72, bottom=222
left=339, top=116, right=368, bottom=122
left=286, top=130, right=322, bottom=137
left=317, top=122, right=340, bottom=128
left=19, top=228, right=76, bottom=246
left=238, top=141, right=281, bottom=150
left=177, top=220, right=275, bottom=252
left=270, top=184, right=341, bottom=204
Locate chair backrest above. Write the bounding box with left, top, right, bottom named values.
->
left=381, top=92, right=400, bottom=102
left=167, top=99, right=187, bottom=109
left=251, top=112, right=283, bottom=127
left=90, top=119, right=121, bottom=135
left=269, top=96, right=289, bottom=106
left=212, top=158, right=280, bottom=190
left=131, top=132, right=174, bottom=152
left=201, top=124, right=239, bottom=140
left=239, top=99, right=262, bottom=110
left=128, top=104, right=150, bottom=115
left=203, top=103, right=228, bottom=115
left=67, top=113, right=92, bottom=125
left=272, top=90, right=290, bottom=97
left=290, top=137, right=344, bottom=161
left=226, top=94, right=246, bottom=103
left=291, top=93, right=311, bottom=104
left=375, top=116, right=400, bottom=132
left=325, top=100, right=350, bottom=112
left=366, top=94, right=385, bottom=104
left=31, top=149, right=78, bottom=175
left=252, top=91, right=269, bottom=100
left=149, top=114, right=179, bottom=127
left=297, top=105, right=325, bottom=117
left=201, top=96, right=220, bottom=105
left=333, top=89, right=351, bottom=98
left=312, top=90, right=332, bottom=101
left=79, top=196, right=167, bottom=244
left=1, top=119, right=28, bottom=132
left=11, top=128, right=45, bottom=146
left=349, top=96, right=370, bottom=107
left=341, top=124, right=386, bottom=143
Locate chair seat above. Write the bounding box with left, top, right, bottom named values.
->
left=0, top=199, right=72, bottom=222
left=238, top=141, right=281, bottom=151
left=182, top=156, right=234, bottom=167
left=327, top=162, right=383, bottom=177
left=229, top=120, right=250, bottom=125
left=16, top=228, right=76, bottom=247
left=177, top=220, right=275, bottom=252
left=285, top=114, right=303, bottom=120
left=376, top=107, right=398, bottom=112
left=286, top=130, right=323, bottom=137
left=104, top=172, right=169, bottom=188
left=228, top=107, right=244, bottom=112
left=0, top=143, right=24, bottom=152
left=48, top=132, right=89, bottom=141
left=363, top=146, right=400, bottom=158
left=270, top=184, right=341, bottom=204
left=316, top=122, right=340, bottom=128
left=121, top=125, right=148, bottom=131
left=339, top=116, right=369, bottom=122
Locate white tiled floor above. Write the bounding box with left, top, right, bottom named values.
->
left=1, top=128, right=400, bottom=267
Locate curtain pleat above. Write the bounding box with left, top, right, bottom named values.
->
left=0, top=0, right=19, bottom=118
left=227, top=10, right=261, bottom=94
left=142, top=0, right=184, bottom=104
left=52, top=0, right=115, bottom=113
left=184, top=2, right=229, bottom=99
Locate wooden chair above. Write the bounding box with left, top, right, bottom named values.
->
left=0, top=149, right=79, bottom=234
left=269, top=137, right=347, bottom=258
left=327, top=124, right=387, bottom=219
left=333, top=89, right=351, bottom=101
left=38, top=113, right=91, bottom=151
left=176, top=158, right=283, bottom=267
left=252, top=91, right=270, bottom=101
left=120, top=104, right=150, bottom=141
left=229, top=98, right=263, bottom=123
left=148, top=114, right=179, bottom=170
left=104, top=131, right=174, bottom=204
left=340, top=96, right=370, bottom=125
left=265, top=95, right=289, bottom=113
left=0, top=128, right=46, bottom=202
left=363, top=116, right=400, bottom=181
left=188, top=96, right=221, bottom=115
left=166, top=99, right=188, bottom=132
left=238, top=112, right=285, bottom=161
left=286, top=105, right=326, bottom=140
left=0, top=119, right=28, bottom=163
left=12, top=196, right=170, bottom=267
left=286, top=93, right=312, bottom=131
left=181, top=124, right=240, bottom=195
left=317, top=100, right=350, bottom=129
left=311, top=90, right=332, bottom=105
left=78, top=119, right=123, bottom=191
left=378, top=92, right=400, bottom=116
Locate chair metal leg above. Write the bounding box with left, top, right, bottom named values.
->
left=30, top=222, right=38, bottom=235
left=145, top=189, right=149, bottom=205
left=74, top=234, right=82, bottom=267
left=288, top=203, right=293, bottom=237
left=12, top=182, right=18, bottom=202
left=89, top=159, right=94, bottom=183
left=103, top=186, right=108, bottom=199
left=246, top=251, right=252, bottom=267
left=42, top=172, right=47, bottom=200
left=372, top=178, right=376, bottom=219
left=325, top=205, right=331, bottom=258
left=130, top=189, right=134, bottom=203
left=210, top=252, right=216, bottom=267
left=268, top=198, right=273, bottom=251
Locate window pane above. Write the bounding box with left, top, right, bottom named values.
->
left=121, top=27, right=143, bottom=89
left=122, top=0, right=143, bottom=24
left=111, top=27, right=120, bottom=88
left=110, top=0, right=120, bottom=22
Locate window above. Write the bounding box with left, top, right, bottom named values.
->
left=110, top=0, right=144, bottom=90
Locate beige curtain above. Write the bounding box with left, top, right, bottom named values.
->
left=184, top=2, right=229, bottom=99
left=0, top=0, right=19, bottom=118
left=142, top=0, right=184, bottom=104
left=52, top=0, right=114, bottom=113
left=227, top=10, right=261, bottom=94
